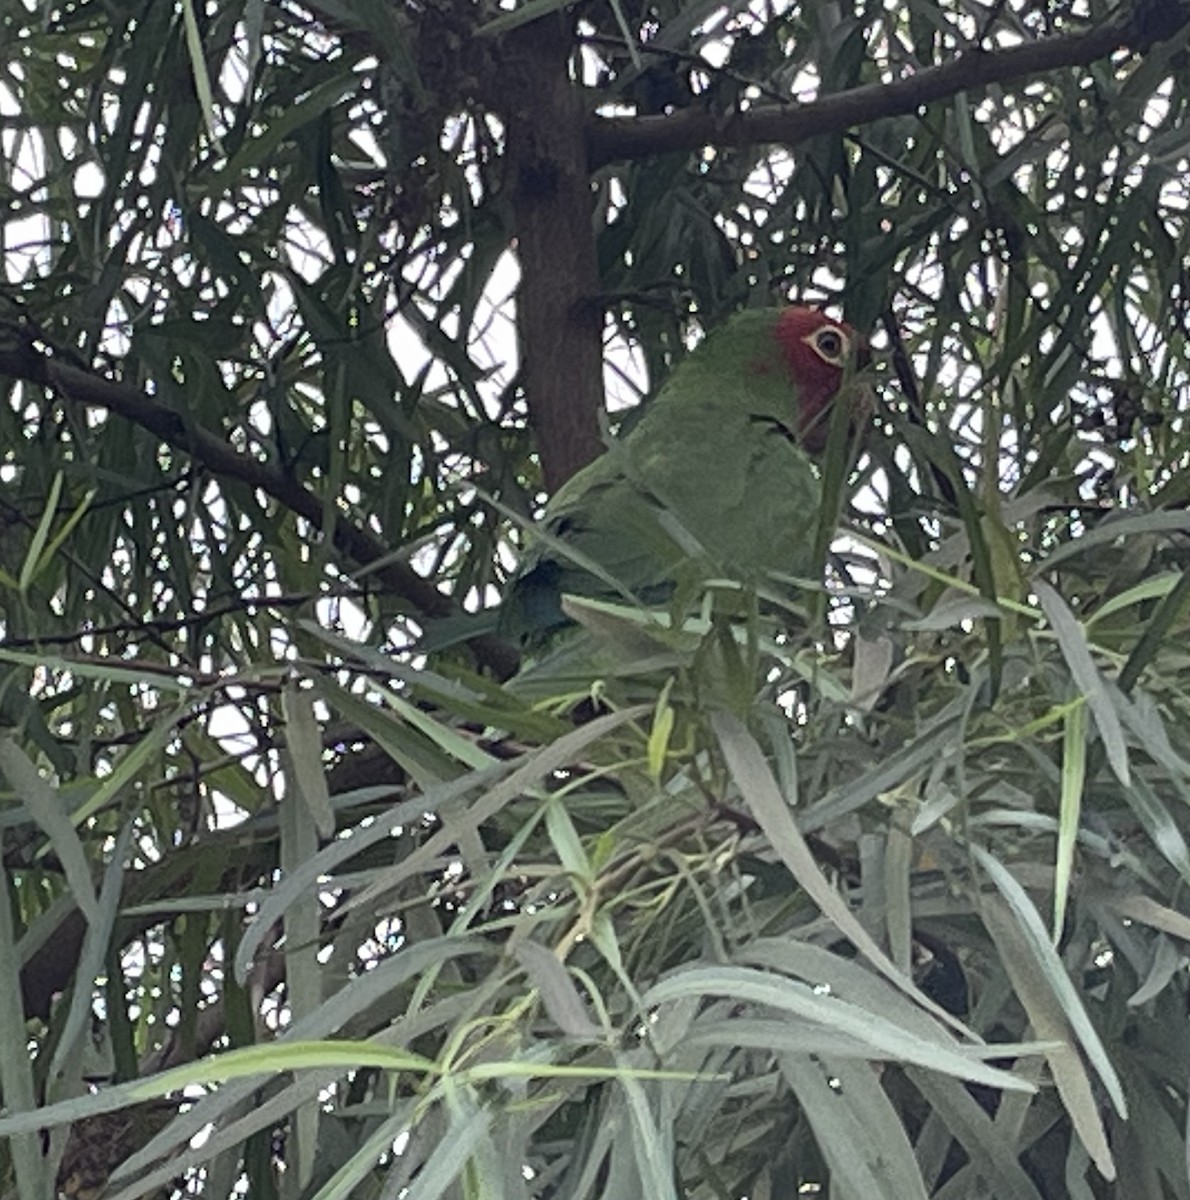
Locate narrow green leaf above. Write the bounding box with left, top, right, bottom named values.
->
left=1120, top=774, right=1190, bottom=888
left=1040, top=511, right=1190, bottom=570
left=243, top=0, right=265, bottom=80
left=1034, top=580, right=1130, bottom=786
left=801, top=712, right=960, bottom=832
left=0, top=855, right=50, bottom=1199
left=305, top=675, right=461, bottom=790
left=1086, top=572, right=1179, bottom=627
left=1054, top=700, right=1087, bottom=941
left=18, top=470, right=63, bottom=594
left=0, top=1041, right=438, bottom=1140
left=279, top=715, right=325, bottom=1188
left=545, top=794, right=591, bottom=884
left=0, top=737, right=99, bottom=925
left=906, top=1068, right=1048, bottom=1200
left=376, top=683, right=499, bottom=773
left=181, top=0, right=225, bottom=155
left=46, top=823, right=133, bottom=1108
left=0, top=648, right=195, bottom=693
left=306, top=1109, right=415, bottom=1200
left=781, top=1055, right=928, bottom=1200
left=973, top=846, right=1126, bottom=1119
left=606, top=0, right=642, bottom=68
left=236, top=708, right=644, bottom=980
left=647, top=679, right=675, bottom=780
left=402, top=1101, right=492, bottom=1200
left=896, top=423, right=1005, bottom=693
left=645, top=965, right=1032, bottom=1091
left=1117, top=563, right=1190, bottom=694
left=1110, top=893, right=1190, bottom=943
left=1127, top=933, right=1181, bottom=1007
left=282, top=682, right=335, bottom=839
left=513, top=941, right=602, bottom=1038
left=343, top=706, right=646, bottom=915
left=885, top=821, right=913, bottom=971
left=979, top=891, right=1117, bottom=1180
left=620, top=1067, right=679, bottom=1200
left=32, top=485, right=95, bottom=584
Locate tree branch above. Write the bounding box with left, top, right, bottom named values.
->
left=587, top=2, right=1190, bottom=165
left=0, top=323, right=520, bottom=679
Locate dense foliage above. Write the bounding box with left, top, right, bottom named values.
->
left=2, top=0, right=1190, bottom=1197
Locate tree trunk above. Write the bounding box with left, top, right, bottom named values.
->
left=502, top=15, right=605, bottom=493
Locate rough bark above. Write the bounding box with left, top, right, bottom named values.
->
left=501, top=15, right=606, bottom=493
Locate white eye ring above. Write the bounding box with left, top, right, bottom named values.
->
left=806, top=326, right=849, bottom=364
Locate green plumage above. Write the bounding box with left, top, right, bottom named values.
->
left=506, top=308, right=822, bottom=639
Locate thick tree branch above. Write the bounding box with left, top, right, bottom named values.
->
left=0, top=324, right=520, bottom=679
left=587, top=2, right=1190, bottom=165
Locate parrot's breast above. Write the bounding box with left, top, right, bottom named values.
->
left=626, top=404, right=822, bottom=582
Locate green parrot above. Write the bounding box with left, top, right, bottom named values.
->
left=503, top=305, right=867, bottom=642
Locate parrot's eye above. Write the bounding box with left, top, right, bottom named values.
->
left=811, top=327, right=848, bottom=363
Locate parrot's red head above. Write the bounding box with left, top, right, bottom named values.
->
left=772, top=306, right=865, bottom=453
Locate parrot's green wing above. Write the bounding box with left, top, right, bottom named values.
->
left=502, top=443, right=703, bottom=639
